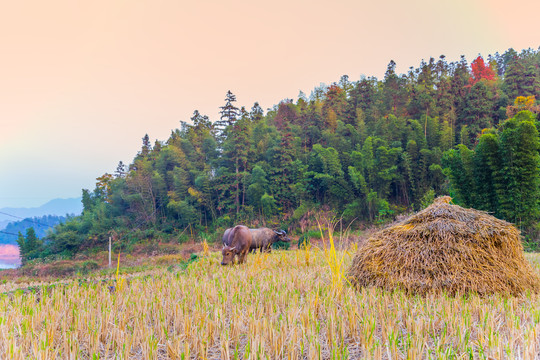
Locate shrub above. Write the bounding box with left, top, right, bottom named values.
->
left=298, top=234, right=310, bottom=248
left=273, top=240, right=290, bottom=250
left=81, top=260, right=99, bottom=273
left=306, top=230, right=322, bottom=239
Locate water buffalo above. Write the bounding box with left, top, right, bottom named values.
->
left=222, top=228, right=232, bottom=245
left=221, top=225, right=252, bottom=265
left=222, top=227, right=291, bottom=253
left=249, top=228, right=291, bottom=253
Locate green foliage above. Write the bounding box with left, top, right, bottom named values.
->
left=16, top=227, right=44, bottom=264
left=36, top=49, right=540, bottom=257
left=497, top=111, right=540, bottom=228
left=177, top=253, right=199, bottom=270
left=297, top=234, right=310, bottom=248
left=292, top=203, right=310, bottom=222
left=420, top=189, right=436, bottom=209
left=261, top=193, right=277, bottom=217
left=167, top=200, right=198, bottom=227
left=80, top=260, right=99, bottom=275
left=444, top=110, right=540, bottom=232
left=272, top=240, right=291, bottom=250
left=246, top=165, right=269, bottom=210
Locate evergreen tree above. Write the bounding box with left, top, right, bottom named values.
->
left=382, top=60, right=407, bottom=115
left=217, top=90, right=239, bottom=129
left=141, top=134, right=152, bottom=157
left=16, top=232, right=26, bottom=261
left=16, top=227, right=42, bottom=264
left=250, top=102, right=264, bottom=122
left=115, top=161, right=126, bottom=178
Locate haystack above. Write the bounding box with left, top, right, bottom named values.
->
left=347, top=196, right=540, bottom=296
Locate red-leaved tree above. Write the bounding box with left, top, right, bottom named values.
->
left=469, top=56, right=496, bottom=86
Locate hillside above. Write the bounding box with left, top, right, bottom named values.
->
left=19, top=47, right=540, bottom=261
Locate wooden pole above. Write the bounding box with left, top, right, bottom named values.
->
left=109, top=236, right=112, bottom=268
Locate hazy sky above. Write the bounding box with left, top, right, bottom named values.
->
left=1, top=0, right=539, bottom=208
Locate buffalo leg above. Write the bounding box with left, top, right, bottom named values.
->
left=238, top=251, right=248, bottom=264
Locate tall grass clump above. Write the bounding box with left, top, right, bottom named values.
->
left=318, top=218, right=353, bottom=291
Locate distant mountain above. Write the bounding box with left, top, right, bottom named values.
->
left=0, top=215, right=69, bottom=245
left=0, top=219, right=11, bottom=230
left=0, top=198, right=82, bottom=230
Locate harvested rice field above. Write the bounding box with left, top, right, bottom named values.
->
left=2, top=248, right=540, bottom=359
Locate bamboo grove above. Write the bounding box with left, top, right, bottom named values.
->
left=22, top=47, right=540, bottom=260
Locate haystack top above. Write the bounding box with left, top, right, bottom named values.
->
left=435, top=196, right=452, bottom=204
left=405, top=196, right=513, bottom=239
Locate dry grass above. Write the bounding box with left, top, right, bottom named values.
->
left=348, top=196, right=540, bottom=296
left=1, top=245, right=540, bottom=359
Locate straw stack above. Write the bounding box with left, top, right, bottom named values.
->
left=347, top=196, right=540, bottom=296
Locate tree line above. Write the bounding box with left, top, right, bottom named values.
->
left=18, top=47, right=540, bottom=261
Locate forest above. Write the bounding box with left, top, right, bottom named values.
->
left=17, top=47, right=540, bottom=261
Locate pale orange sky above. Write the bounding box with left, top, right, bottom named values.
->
left=0, top=0, right=539, bottom=208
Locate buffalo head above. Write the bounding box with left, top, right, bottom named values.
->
left=221, top=246, right=237, bottom=265
left=274, top=229, right=291, bottom=242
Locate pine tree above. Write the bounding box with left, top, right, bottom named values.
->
left=250, top=102, right=264, bottom=122
left=141, top=134, right=152, bottom=157
left=383, top=60, right=407, bottom=115
left=217, top=90, right=239, bottom=129
left=115, top=161, right=126, bottom=178
left=16, top=227, right=42, bottom=264
left=16, top=232, right=26, bottom=263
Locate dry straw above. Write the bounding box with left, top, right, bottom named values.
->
left=348, top=196, right=540, bottom=296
